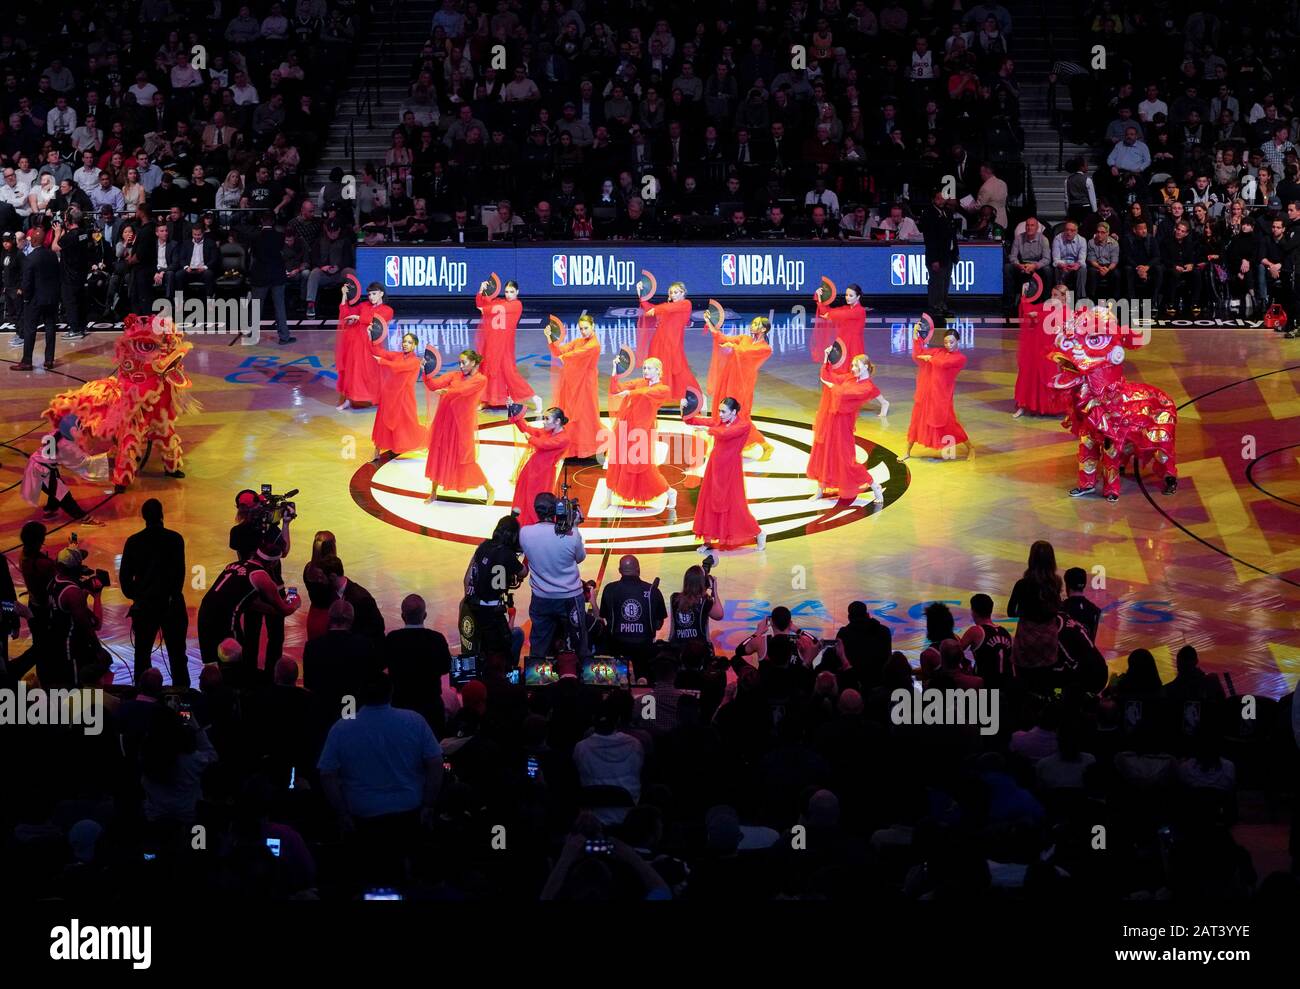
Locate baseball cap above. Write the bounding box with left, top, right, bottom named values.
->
left=57, top=546, right=87, bottom=569
left=1, top=231, right=12, bottom=241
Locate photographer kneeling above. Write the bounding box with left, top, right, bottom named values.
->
left=43, top=545, right=111, bottom=687
left=519, top=492, right=592, bottom=669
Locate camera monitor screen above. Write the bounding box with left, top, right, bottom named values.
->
left=582, top=656, right=630, bottom=687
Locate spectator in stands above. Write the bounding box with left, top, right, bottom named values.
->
left=304, top=220, right=355, bottom=318
left=1107, top=127, right=1151, bottom=182
left=1122, top=217, right=1163, bottom=303
left=1051, top=219, right=1087, bottom=297
left=486, top=199, right=524, bottom=241
left=1086, top=222, right=1121, bottom=299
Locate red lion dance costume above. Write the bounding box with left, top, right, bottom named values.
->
left=1050, top=309, right=1178, bottom=502
left=43, top=314, right=197, bottom=490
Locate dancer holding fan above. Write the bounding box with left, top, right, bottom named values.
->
left=369, top=330, right=428, bottom=462
left=335, top=278, right=387, bottom=410
left=1014, top=277, right=1072, bottom=418
left=423, top=349, right=493, bottom=504
left=602, top=353, right=676, bottom=510
left=810, top=278, right=868, bottom=363
left=905, top=318, right=971, bottom=461
left=807, top=350, right=889, bottom=503
left=508, top=405, right=571, bottom=525
left=474, top=274, right=543, bottom=414
left=683, top=396, right=766, bottom=553
left=636, top=277, right=701, bottom=403
left=704, top=313, right=774, bottom=460
left=545, top=313, right=602, bottom=460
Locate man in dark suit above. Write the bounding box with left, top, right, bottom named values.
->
left=384, top=593, right=452, bottom=734
left=119, top=498, right=189, bottom=687
left=919, top=188, right=961, bottom=318
left=126, top=205, right=158, bottom=312
left=176, top=223, right=219, bottom=296
left=14, top=229, right=60, bottom=370
left=314, top=556, right=385, bottom=640
left=303, top=598, right=382, bottom=727
left=439, top=207, right=487, bottom=243
left=249, top=210, right=295, bottom=344
left=52, top=207, right=92, bottom=340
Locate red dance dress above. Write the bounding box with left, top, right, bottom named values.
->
left=908, top=335, right=969, bottom=448
left=371, top=346, right=427, bottom=454
left=509, top=417, right=570, bottom=524
left=811, top=299, right=867, bottom=363
left=807, top=364, right=849, bottom=483
left=705, top=324, right=728, bottom=402
left=685, top=414, right=762, bottom=547
left=335, top=300, right=389, bottom=403
left=639, top=298, right=701, bottom=402
left=710, top=330, right=771, bottom=447
left=548, top=333, right=602, bottom=458
left=815, top=374, right=881, bottom=494
left=606, top=376, right=671, bottom=503
left=1015, top=295, right=1070, bottom=415
left=424, top=369, right=488, bottom=491
left=474, top=292, right=535, bottom=406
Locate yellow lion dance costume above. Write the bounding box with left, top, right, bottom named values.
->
left=43, top=314, right=198, bottom=490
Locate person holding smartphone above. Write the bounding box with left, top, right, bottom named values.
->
left=739, top=606, right=822, bottom=667
left=667, top=564, right=723, bottom=665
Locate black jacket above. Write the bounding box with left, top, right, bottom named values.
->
left=248, top=227, right=287, bottom=286
left=919, top=204, right=960, bottom=263
left=20, top=246, right=60, bottom=305
left=119, top=523, right=186, bottom=609
left=599, top=576, right=667, bottom=652
left=1121, top=230, right=1162, bottom=267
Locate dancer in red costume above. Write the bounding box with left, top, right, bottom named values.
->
left=474, top=278, right=542, bottom=413
left=547, top=313, right=601, bottom=459
left=809, top=352, right=890, bottom=501
left=335, top=282, right=389, bottom=410
left=905, top=325, right=971, bottom=460
left=508, top=407, right=571, bottom=524
left=424, top=349, right=493, bottom=504
left=637, top=280, right=701, bottom=402
left=1014, top=281, right=1072, bottom=417
left=602, top=357, right=677, bottom=509
left=704, top=315, right=774, bottom=457
left=683, top=397, right=765, bottom=552
left=811, top=281, right=868, bottom=363
left=369, top=332, right=427, bottom=460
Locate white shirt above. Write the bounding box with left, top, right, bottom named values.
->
left=74, top=165, right=101, bottom=196
left=910, top=50, right=935, bottom=81
left=0, top=182, right=30, bottom=215
left=1136, top=98, right=1167, bottom=122
left=128, top=82, right=159, bottom=104
left=15, top=168, right=37, bottom=190
left=804, top=188, right=841, bottom=215
left=231, top=83, right=260, bottom=106
left=190, top=240, right=207, bottom=267
left=157, top=241, right=169, bottom=270
left=46, top=106, right=77, bottom=136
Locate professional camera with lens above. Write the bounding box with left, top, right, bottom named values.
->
left=250, top=485, right=299, bottom=534
left=553, top=495, right=583, bottom=534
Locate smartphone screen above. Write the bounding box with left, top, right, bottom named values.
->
left=265, top=837, right=281, bottom=858
left=288, top=767, right=297, bottom=789
left=363, top=888, right=403, bottom=901
left=526, top=756, right=539, bottom=779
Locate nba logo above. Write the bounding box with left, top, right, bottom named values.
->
left=552, top=254, right=568, bottom=286
left=384, top=255, right=400, bottom=288
left=720, top=253, right=737, bottom=286
left=889, top=253, right=907, bottom=286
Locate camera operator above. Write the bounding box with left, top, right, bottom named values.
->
left=598, top=554, right=666, bottom=678
left=197, top=527, right=301, bottom=668
left=463, top=515, right=528, bottom=677
left=518, top=492, right=592, bottom=670
left=43, top=544, right=110, bottom=688
left=229, top=488, right=295, bottom=669
left=119, top=498, right=189, bottom=688
left=51, top=206, right=91, bottom=341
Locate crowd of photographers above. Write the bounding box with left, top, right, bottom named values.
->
left=2, top=493, right=1299, bottom=904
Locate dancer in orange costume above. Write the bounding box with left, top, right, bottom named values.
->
left=811, top=281, right=868, bottom=362
left=706, top=314, right=774, bottom=458
left=508, top=407, right=571, bottom=525
left=547, top=314, right=602, bottom=459
left=370, top=331, right=428, bottom=460
left=423, top=349, right=493, bottom=504
left=335, top=282, right=389, bottom=409
left=1014, top=281, right=1072, bottom=417
left=473, top=278, right=542, bottom=413
left=637, top=280, right=701, bottom=402
left=905, top=325, right=971, bottom=460
left=602, top=357, right=676, bottom=509
left=684, top=397, right=766, bottom=552
left=809, top=353, right=890, bottom=502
